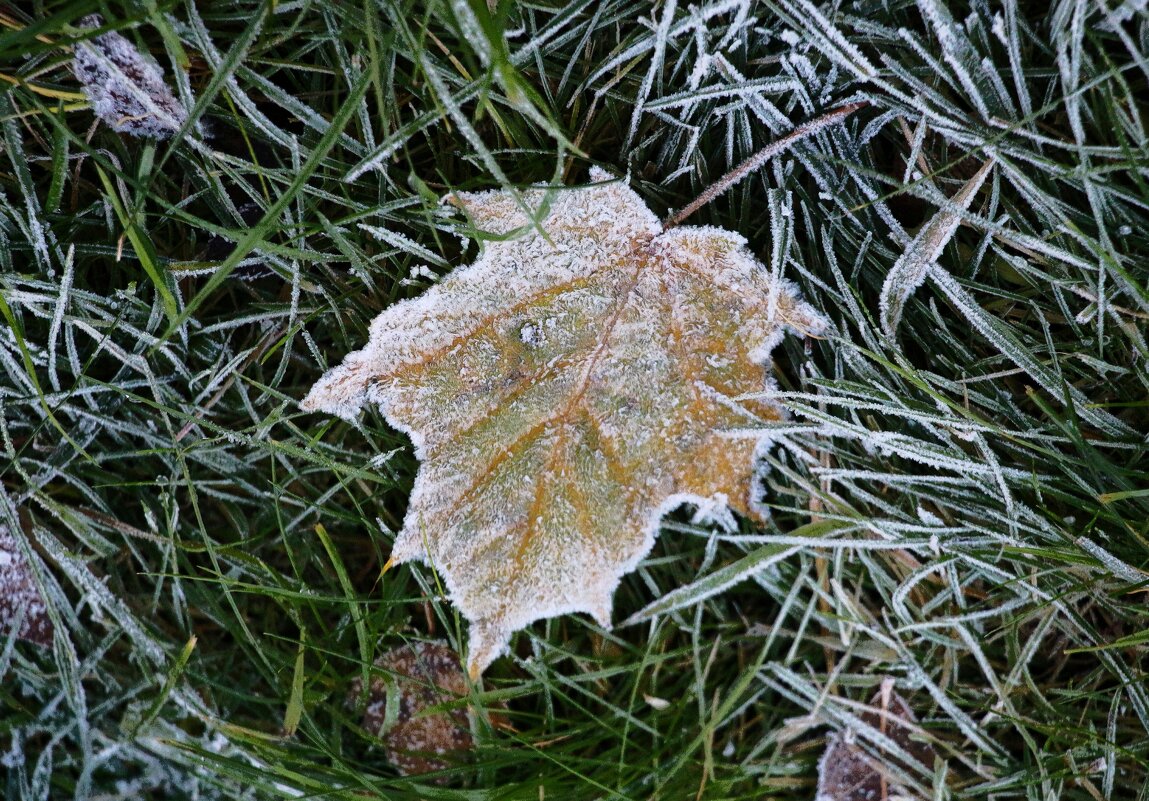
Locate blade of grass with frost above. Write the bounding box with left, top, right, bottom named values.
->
left=930, top=267, right=1135, bottom=437
left=282, top=630, right=306, bottom=738
left=665, top=102, right=866, bottom=227
left=880, top=157, right=995, bottom=338
left=28, top=523, right=206, bottom=715
left=623, top=0, right=676, bottom=152
left=0, top=291, right=94, bottom=462
left=582, top=1, right=761, bottom=88
left=414, top=49, right=560, bottom=245
left=763, top=0, right=877, bottom=82
left=622, top=519, right=852, bottom=626
left=1, top=102, right=69, bottom=281
left=151, top=3, right=269, bottom=165
left=93, top=162, right=181, bottom=326
left=358, top=224, right=450, bottom=268
left=648, top=639, right=776, bottom=799
left=353, top=8, right=576, bottom=181
left=158, top=70, right=373, bottom=344
left=916, top=0, right=998, bottom=120
left=315, top=523, right=371, bottom=689
left=448, top=0, right=577, bottom=152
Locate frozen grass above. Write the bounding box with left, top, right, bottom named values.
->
left=0, top=1, right=1146, bottom=799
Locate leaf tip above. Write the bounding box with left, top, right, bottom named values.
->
left=589, top=599, right=612, bottom=629
left=301, top=357, right=376, bottom=422
left=465, top=619, right=512, bottom=678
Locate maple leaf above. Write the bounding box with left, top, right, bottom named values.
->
left=303, top=168, right=825, bottom=676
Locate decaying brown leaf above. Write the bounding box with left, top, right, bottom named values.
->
left=352, top=640, right=476, bottom=779
left=71, top=15, right=196, bottom=138
left=304, top=168, right=825, bottom=675
left=0, top=526, right=53, bottom=647
left=816, top=685, right=937, bottom=801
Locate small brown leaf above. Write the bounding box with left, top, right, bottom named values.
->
left=304, top=169, right=825, bottom=675
left=354, top=641, right=475, bottom=779
left=816, top=686, right=936, bottom=801
left=0, top=526, right=53, bottom=647
left=71, top=15, right=196, bottom=139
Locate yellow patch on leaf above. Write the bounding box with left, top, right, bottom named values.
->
left=303, top=168, right=825, bottom=676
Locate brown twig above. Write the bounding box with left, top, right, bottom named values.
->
left=664, top=101, right=868, bottom=228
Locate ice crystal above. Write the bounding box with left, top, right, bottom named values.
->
left=304, top=168, right=825, bottom=675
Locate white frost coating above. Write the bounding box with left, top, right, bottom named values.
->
left=1076, top=537, right=1145, bottom=583
left=72, top=15, right=197, bottom=139
left=1100, top=0, right=1149, bottom=30
left=879, top=158, right=994, bottom=338
left=303, top=168, right=825, bottom=675
left=990, top=13, right=1007, bottom=45
left=915, top=0, right=991, bottom=120
left=785, top=0, right=878, bottom=79
left=916, top=505, right=944, bottom=526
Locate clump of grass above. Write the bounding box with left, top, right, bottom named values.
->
left=0, top=1, right=1146, bottom=799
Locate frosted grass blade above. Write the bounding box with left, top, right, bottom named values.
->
left=880, top=158, right=994, bottom=338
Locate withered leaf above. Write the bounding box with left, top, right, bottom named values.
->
left=353, top=640, right=475, bottom=779
left=304, top=168, right=825, bottom=675
left=72, top=15, right=195, bottom=139
left=0, top=526, right=53, bottom=647
left=816, top=687, right=937, bottom=801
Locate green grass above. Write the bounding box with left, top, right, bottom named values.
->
left=1, top=1, right=1147, bottom=799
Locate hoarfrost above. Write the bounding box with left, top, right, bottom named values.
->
left=72, top=15, right=197, bottom=139
left=303, top=168, right=825, bottom=675
left=1099, top=0, right=1148, bottom=31
left=990, top=13, right=1007, bottom=44
left=915, top=505, right=944, bottom=526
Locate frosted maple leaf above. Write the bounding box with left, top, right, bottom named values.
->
left=72, top=15, right=196, bottom=139
left=303, top=168, right=826, bottom=676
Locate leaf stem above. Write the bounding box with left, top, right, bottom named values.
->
left=664, top=101, right=867, bottom=228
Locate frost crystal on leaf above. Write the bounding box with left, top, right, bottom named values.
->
left=72, top=15, right=195, bottom=139
left=352, top=641, right=476, bottom=780
left=303, top=168, right=826, bottom=675
left=816, top=686, right=937, bottom=801
left=0, top=526, right=53, bottom=647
